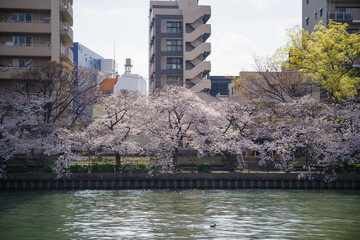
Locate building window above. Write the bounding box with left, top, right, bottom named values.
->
left=167, top=40, right=183, bottom=52
left=315, top=11, right=317, bottom=20
left=306, top=0, right=309, bottom=5
left=347, top=29, right=359, bottom=34
left=319, top=8, right=323, bottom=17
left=44, top=39, right=51, bottom=46
left=13, top=36, right=32, bottom=46
left=44, top=17, right=51, bottom=23
left=167, top=58, right=182, bottom=70
left=12, top=13, right=32, bottom=23
left=166, top=75, right=183, bottom=85
left=338, top=8, right=360, bottom=13
left=305, top=17, right=309, bottom=25
left=12, top=59, right=32, bottom=68
left=166, top=22, right=183, bottom=33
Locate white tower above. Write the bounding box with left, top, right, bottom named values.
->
left=125, top=58, right=133, bottom=74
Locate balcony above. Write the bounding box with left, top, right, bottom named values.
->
left=0, top=67, right=17, bottom=79
left=149, top=62, right=155, bottom=76
left=60, top=47, right=73, bottom=63
left=184, top=24, right=211, bottom=43
left=190, top=78, right=211, bottom=92
left=0, top=66, right=40, bottom=79
left=60, top=1, right=73, bottom=26
left=0, top=43, right=51, bottom=57
left=0, top=20, right=51, bottom=34
left=328, top=12, right=353, bottom=22
left=184, top=42, right=211, bottom=61
left=60, top=22, right=73, bottom=46
left=184, top=61, right=211, bottom=80
left=0, top=0, right=51, bottom=10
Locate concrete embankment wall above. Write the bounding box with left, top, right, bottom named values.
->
left=1, top=173, right=360, bottom=190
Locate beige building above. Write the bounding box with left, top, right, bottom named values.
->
left=0, top=0, right=74, bottom=88
left=149, top=0, right=211, bottom=92
left=229, top=71, right=321, bottom=102
left=303, top=0, right=360, bottom=34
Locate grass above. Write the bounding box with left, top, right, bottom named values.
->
left=177, top=155, right=223, bottom=165
left=71, top=155, right=223, bottom=166
left=73, top=156, right=151, bottom=165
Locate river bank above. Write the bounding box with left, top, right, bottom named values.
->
left=1, top=173, right=360, bottom=190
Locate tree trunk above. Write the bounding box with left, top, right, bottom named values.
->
left=172, top=149, right=178, bottom=172
left=115, top=152, right=121, bottom=172
left=238, top=154, right=245, bottom=170
left=223, top=151, right=236, bottom=172
left=228, top=154, right=236, bottom=172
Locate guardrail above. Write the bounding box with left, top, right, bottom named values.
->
left=328, top=12, right=352, bottom=21
left=0, top=19, right=50, bottom=23
left=0, top=42, right=51, bottom=47
left=0, top=66, right=41, bottom=71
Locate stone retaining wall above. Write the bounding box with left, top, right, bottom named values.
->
left=1, top=173, right=359, bottom=190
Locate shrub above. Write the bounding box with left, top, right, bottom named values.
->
left=327, top=163, right=346, bottom=173
left=101, top=164, right=115, bottom=173
left=221, top=154, right=228, bottom=162
left=91, top=164, right=114, bottom=173
left=68, top=165, right=88, bottom=173
left=136, top=163, right=148, bottom=173
left=43, top=165, right=53, bottom=173
left=7, top=164, right=27, bottom=173
left=149, top=164, right=160, bottom=174
left=122, top=163, right=136, bottom=173
left=355, top=164, right=360, bottom=174
left=197, top=163, right=212, bottom=173
left=122, top=163, right=148, bottom=173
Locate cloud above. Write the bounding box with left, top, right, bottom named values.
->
left=209, top=32, right=260, bottom=75
left=79, top=7, right=143, bottom=18
left=250, top=0, right=278, bottom=11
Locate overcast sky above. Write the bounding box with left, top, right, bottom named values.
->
left=73, top=0, right=301, bottom=78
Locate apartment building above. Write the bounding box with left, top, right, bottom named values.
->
left=149, top=0, right=211, bottom=92
left=0, top=0, right=74, bottom=88
left=303, top=0, right=360, bottom=33
left=72, top=42, right=116, bottom=81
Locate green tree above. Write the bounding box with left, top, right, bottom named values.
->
left=279, top=21, right=360, bottom=102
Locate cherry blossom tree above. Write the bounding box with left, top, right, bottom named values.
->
left=261, top=96, right=330, bottom=176
left=194, top=98, right=271, bottom=171
left=0, top=90, right=38, bottom=176
left=11, top=61, right=102, bottom=163
left=83, top=91, right=144, bottom=171
left=143, top=86, right=216, bottom=171
left=13, top=61, right=101, bottom=127
left=51, top=91, right=145, bottom=173
left=320, top=98, right=360, bottom=169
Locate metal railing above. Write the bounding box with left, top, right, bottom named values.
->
left=0, top=42, right=51, bottom=47
left=60, top=22, right=69, bottom=31
left=328, top=12, right=353, bottom=21
left=0, top=19, right=50, bottom=24
left=60, top=0, right=69, bottom=8
left=0, top=66, right=42, bottom=72
left=60, top=47, right=72, bottom=55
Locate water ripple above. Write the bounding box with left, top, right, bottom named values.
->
left=0, top=190, right=359, bottom=239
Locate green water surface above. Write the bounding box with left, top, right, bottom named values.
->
left=0, top=190, right=359, bottom=239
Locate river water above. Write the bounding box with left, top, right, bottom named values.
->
left=0, top=190, right=359, bottom=239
